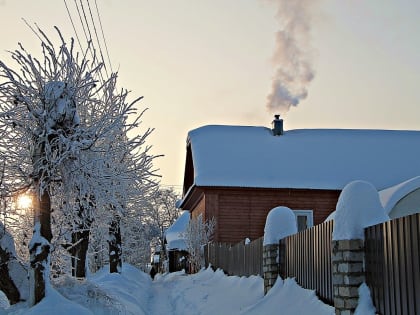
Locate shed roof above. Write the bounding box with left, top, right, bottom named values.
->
left=186, top=125, right=420, bottom=191
left=379, top=176, right=420, bottom=213
left=165, top=211, right=190, bottom=251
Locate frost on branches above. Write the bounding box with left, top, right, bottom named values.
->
left=183, top=215, right=215, bottom=273
left=0, top=26, right=158, bottom=305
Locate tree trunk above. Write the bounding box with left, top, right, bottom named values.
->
left=0, top=247, right=20, bottom=304
left=29, top=185, right=52, bottom=306
left=69, top=229, right=90, bottom=278
left=109, top=215, right=122, bottom=273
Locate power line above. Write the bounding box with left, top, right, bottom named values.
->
left=70, top=0, right=106, bottom=83
left=63, top=0, right=113, bottom=86
left=73, top=0, right=90, bottom=45
left=79, top=0, right=94, bottom=46
left=94, top=0, right=113, bottom=73
left=63, top=0, right=84, bottom=52
left=86, top=0, right=109, bottom=77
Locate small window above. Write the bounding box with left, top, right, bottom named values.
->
left=293, top=210, right=314, bottom=231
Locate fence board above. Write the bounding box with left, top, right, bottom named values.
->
left=282, top=220, right=333, bottom=305
left=365, top=213, right=420, bottom=315
left=204, top=237, right=263, bottom=277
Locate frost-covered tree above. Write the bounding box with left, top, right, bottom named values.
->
left=0, top=27, right=105, bottom=304
left=144, top=188, right=181, bottom=250
left=118, top=187, right=180, bottom=270
left=183, top=216, right=216, bottom=273
left=0, top=26, right=157, bottom=304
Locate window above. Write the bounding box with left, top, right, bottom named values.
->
left=293, top=210, right=314, bottom=231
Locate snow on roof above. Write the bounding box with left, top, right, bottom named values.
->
left=187, top=125, right=420, bottom=190
left=165, top=211, right=190, bottom=250
left=379, top=176, right=420, bottom=214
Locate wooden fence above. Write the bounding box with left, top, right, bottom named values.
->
left=365, top=213, right=420, bottom=315
left=281, top=220, right=333, bottom=304
left=204, top=237, right=263, bottom=277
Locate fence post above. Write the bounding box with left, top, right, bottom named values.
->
left=263, top=243, right=279, bottom=294
left=332, top=239, right=365, bottom=315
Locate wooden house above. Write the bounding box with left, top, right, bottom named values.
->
left=178, top=117, right=420, bottom=244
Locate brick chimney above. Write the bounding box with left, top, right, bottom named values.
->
left=271, top=114, right=283, bottom=136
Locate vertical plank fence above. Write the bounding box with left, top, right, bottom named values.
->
left=204, top=237, right=263, bottom=277
left=204, top=213, right=420, bottom=314
left=365, top=213, right=420, bottom=315
left=281, top=220, right=334, bottom=304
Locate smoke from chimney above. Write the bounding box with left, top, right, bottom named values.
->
left=266, top=0, right=317, bottom=114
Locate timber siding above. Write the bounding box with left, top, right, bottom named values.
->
left=182, top=186, right=340, bottom=243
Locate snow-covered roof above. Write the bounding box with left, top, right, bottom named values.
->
left=379, top=176, right=420, bottom=214
left=187, top=125, right=420, bottom=190
left=165, top=211, right=190, bottom=251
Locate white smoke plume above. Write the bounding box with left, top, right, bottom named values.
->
left=266, top=0, right=317, bottom=114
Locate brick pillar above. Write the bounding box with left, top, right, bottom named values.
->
left=263, top=244, right=279, bottom=294
left=332, top=239, right=365, bottom=315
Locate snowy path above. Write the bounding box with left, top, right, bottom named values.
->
left=3, top=265, right=336, bottom=315
left=149, top=270, right=263, bottom=315
left=148, top=273, right=182, bottom=315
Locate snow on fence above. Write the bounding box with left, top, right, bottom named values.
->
left=281, top=220, right=334, bottom=304
left=365, top=213, right=420, bottom=315
left=204, top=237, right=263, bottom=277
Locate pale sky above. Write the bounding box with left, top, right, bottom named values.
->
left=1, top=0, right=419, bottom=191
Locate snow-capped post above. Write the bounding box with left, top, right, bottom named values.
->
left=332, top=181, right=389, bottom=315
left=263, top=206, right=297, bottom=294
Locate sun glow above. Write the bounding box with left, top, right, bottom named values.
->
left=17, top=194, right=33, bottom=209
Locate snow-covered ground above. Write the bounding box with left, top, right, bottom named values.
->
left=1, top=264, right=335, bottom=315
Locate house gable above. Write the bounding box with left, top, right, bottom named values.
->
left=183, top=141, right=194, bottom=196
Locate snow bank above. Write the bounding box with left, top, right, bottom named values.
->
left=58, top=264, right=152, bottom=315
left=333, top=181, right=389, bottom=240
left=24, top=286, right=93, bottom=315
left=263, top=206, right=297, bottom=245
left=354, top=283, right=376, bottom=315
left=152, top=267, right=263, bottom=315
left=240, top=277, right=334, bottom=315
left=0, top=291, right=9, bottom=310
left=0, top=223, right=29, bottom=301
